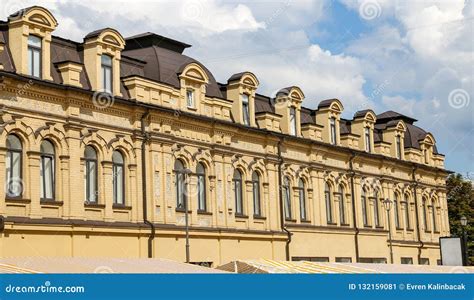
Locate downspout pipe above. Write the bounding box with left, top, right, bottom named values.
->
left=412, top=166, right=423, bottom=263
left=277, top=138, right=291, bottom=261
left=141, top=110, right=155, bottom=258
left=349, top=151, right=360, bottom=263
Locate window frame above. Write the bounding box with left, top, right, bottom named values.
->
left=396, top=135, right=402, bottom=159
left=174, top=159, right=186, bottom=210
left=242, top=94, right=250, bottom=125
left=325, top=182, right=334, bottom=224
left=186, top=89, right=195, bottom=108
left=5, top=134, right=23, bottom=199
left=27, top=35, right=42, bottom=78
left=297, top=179, right=307, bottom=221
left=422, top=197, right=429, bottom=231
left=40, top=140, right=55, bottom=201
left=112, top=150, right=125, bottom=205
left=364, top=127, right=371, bottom=152
left=233, top=170, right=244, bottom=215
left=196, top=162, right=207, bottom=212
left=289, top=107, right=297, bottom=136
left=373, top=190, right=380, bottom=227
left=283, top=177, right=292, bottom=220
left=394, top=193, right=400, bottom=228
left=403, top=194, right=411, bottom=229
left=84, top=145, right=98, bottom=203
left=431, top=199, right=437, bottom=232
left=251, top=171, right=261, bottom=217
left=338, top=184, right=346, bottom=225
left=361, top=188, right=369, bottom=226
left=101, top=54, right=113, bottom=93
left=330, top=117, right=337, bottom=145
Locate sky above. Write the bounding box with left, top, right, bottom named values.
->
left=1, top=0, right=472, bottom=176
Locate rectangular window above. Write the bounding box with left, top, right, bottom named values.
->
left=27, top=35, right=42, bottom=78
left=336, top=257, right=352, bottom=263
left=197, top=174, right=206, bottom=211
left=432, top=205, right=437, bottom=232
left=330, top=117, right=337, bottom=145
left=234, top=179, right=243, bottom=215
left=242, top=94, right=250, bottom=125
left=289, top=107, right=297, bottom=136
left=396, top=136, right=402, bottom=159
left=298, top=188, right=306, bottom=221
left=419, top=258, right=430, bottom=265
left=365, top=127, right=371, bottom=152
left=101, top=55, right=113, bottom=93
left=186, top=89, right=195, bottom=108
left=394, top=196, right=400, bottom=228
left=284, top=186, right=292, bottom=220
left=359, top=258, right=387, bottom=264
left=373, top=196, right=380, bottom=227
left=325, top=191, right=333, bottom=224
left=401, top=257, right=413, bottom=265
left=113, top=164, right=124, bottom=205
left=404, top=201, right=411, bottom=229
left=292, top=257, right=329, bottom=262
left=253, top=181, right=261, bottom=216
left=40, top=156, right=54, bottom=200
left=362, top=193, right=368, bottom=226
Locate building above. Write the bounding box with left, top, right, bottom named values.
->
left=0, top=7, right=450, bottom=266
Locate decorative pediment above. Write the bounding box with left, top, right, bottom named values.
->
left=422, top=133, right=435, bottom=145
left=395, top=120, right=406, bottom=132
left=8, top=6, right=58, bottom=31
left=329, top=100, right=343, bottom=112
left=179, top=63, right=209, bottom=83
left=85, top=28, right=125, bottom=50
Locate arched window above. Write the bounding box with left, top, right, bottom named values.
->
left=431, top=199, right=437, bottom=232
left=361, top=188, right=368, bottom=226
left=338, top=184, right=346, bottom=224
left=394, top=193, right=400, bottom=228
left=174, top=160, right=186, bottom=209
left=325, top=182, right=333, bottom=224
left=84, top=146, right=98, bottom=203
left=196, top=162, right=206, bottom=212
left=233, top=170, right=243, bottom=215
left=404, top=194, right=411, bottom=229
left=283, top=177, right=291, bottom=220
left=297, top=179, right=307, bottom=221
left=112, top=150, right=125, bottom=205
left=40, top=140, right=55, bottom=200
left=252, top=171, right=261, bottom=216
left=6, top=134, right=23, bottom=198
left=374, top=190, right=380, bottom=227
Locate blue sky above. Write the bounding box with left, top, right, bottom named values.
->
left=1, top=0, right=472, bottom=175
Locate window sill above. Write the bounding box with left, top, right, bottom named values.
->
left=301, top=219, right=312, bottom=224
left=395, top=227, right=404, bottom=231
left=197, top=210, right=212, bottom=216
left=253, top=215, right=266, bottom=220
left=326, top=222, right=338, bottom=226
left=285, top=219, right=297, bottom=223
left=85, top=203, right=106, bottom=209
left=235, top=214, right=249, bottom=219
left=406, top=228, right=414, bottom=232
left=375, top=226, right=385, bottom=229
left=40, top=200, right=63, bottom=207
left=113, top=204, right=132, bottom=210
left=340, top=223, right=351, bottom=227
left=433, top=231, right=440, bottom=234
left=187, top=106, right=197, bottom=111
left=5, top=198, right=31, bottom=204
left=176, top=208, right=192, bottom=213
left=363, top=225, right=372, bottom=228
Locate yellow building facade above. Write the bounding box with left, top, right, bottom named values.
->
left=0, top=7, right=449, bottom=266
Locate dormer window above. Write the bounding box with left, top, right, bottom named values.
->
left=242, top=94, right=250, bottom=125
left=186, top=89, right=195, bottom=108
left=396, top=136, right=402, bottom=159
left=330, top=117, right=337, bottom=145
left=101, top=55, right=113, bottom=93
left=289, top=107, right=297, bottom=136
left=27, top=35, right=42, bottom=78
left=364, top=127, right=371, bottom=152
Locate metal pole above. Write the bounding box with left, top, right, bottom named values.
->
left=387, top=208, right=394, bottom=264
left=184, top=173, right=190, bottom=263
left=462, top=227, right=467, bottom=266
